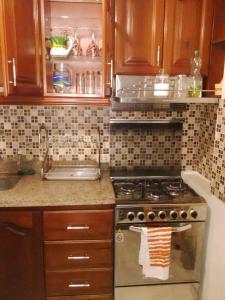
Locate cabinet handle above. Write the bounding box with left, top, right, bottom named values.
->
left=68, top=283, right=90, bottom=288
left=8, top=58, right=17, bottom=87
left=107, top=59, right=113, bottom=88
left=67, top=255, right=90, bottom=260
left=157, top=46, right=161, bottom=67
left=67, top=225, right=90, bottom=230
left=3, top=222, right=31, bottom=237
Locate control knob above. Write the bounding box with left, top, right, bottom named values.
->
left=137, top=212, right=145, bottom=221
left=127, top=212, right=135, bottom=221
left=147, top=211, right=156, bottom=220
left=180, top=210, right=188, bottom=219
left=158, top=211, right=166, bottom=220
left=170, top=210, right=178, bottom=220
left=190, top=209, right=198, bottom=219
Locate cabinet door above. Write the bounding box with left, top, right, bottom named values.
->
left=163, top=0, right=213, bottom=76
left=207, top=0, right=225, bottom=90
left=1, top=0, right=42, bottom=96
left=0, top=211, right=44, bottom=300
left=114, top=0, right=165, bottom=75
left=0, top=35, right=4, bottom=94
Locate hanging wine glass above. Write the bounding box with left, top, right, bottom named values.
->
left=72, top=32, right=83, bottom=56
left=86, top=32, right=100, bottom=57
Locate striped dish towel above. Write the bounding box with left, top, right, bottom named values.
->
left=139, top=227, right=172, bottom=280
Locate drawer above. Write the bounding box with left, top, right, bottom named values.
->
left=46, top=295, right=112, bottom=300
left=46, top=269, right=113, bottom=297
left=44, top=210, right=113, bottom=241
left=45, top=241, right=113, bottom=270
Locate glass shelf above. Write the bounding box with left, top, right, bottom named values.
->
left=49, top=56, right=102, bottom=64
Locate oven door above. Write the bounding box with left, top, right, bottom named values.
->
left=115, top=222, right=205, bottom=287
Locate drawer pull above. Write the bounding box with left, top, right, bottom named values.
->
left=68, top=283, right=90, bottom=288
left=68, top=255, right=90, bottom=260
left=67, top=225, right=90, bottom=230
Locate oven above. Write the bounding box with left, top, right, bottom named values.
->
left=115, top=221, right=205, bottom=300
left=112, top=177, right=207, bottom=300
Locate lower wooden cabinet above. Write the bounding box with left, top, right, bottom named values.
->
left=0, top=207, right=114, bottom=300
left=46, top=269, right=113, bottom=297
left=44, top=209, right=114, bottom=300
left=45, top=240, right=113, bottom=270
left=0, top=211, right=45, bottom=300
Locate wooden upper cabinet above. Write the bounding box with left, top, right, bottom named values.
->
left=114, top=0, right=213, bottom=76
left=1, top=0, right=42, bottom=96
left=212, top=0, right=225, bottom=43
left=114, top=0, right=165, bottom=75
left=163, top=0, right=213, bottom=76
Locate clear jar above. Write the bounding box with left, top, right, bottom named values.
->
left=85, top=71, right=95, bottom=94
left=154, top=69, right=169, bottom=97
left=95, top=71, right=103, bottom=95
left=52, top=63, right=72, bottom=93
left=144, top=77, right=154, bottom=98
left=76, top=72, right=85, bottom=94
left=174, top=74, right=188, bottom=98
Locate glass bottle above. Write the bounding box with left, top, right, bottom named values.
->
left=52, top=63, right=72, bottom=93
left=154, top=69, right=169, bottom=97
left=188, top=50, right=203, bottom=97
left=76, top=72, right=85, bottom=94
left=95, top=71, right=103, bottom=95
left=85, top=71, right=95, bottom=94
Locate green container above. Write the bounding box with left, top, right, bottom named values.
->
left=50, top=36, right=68, bottom=48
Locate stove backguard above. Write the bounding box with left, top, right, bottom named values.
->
left=109, top=119, right=183, bottom=172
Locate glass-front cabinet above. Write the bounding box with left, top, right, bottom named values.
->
left=41, top=0, right=110, bottom=100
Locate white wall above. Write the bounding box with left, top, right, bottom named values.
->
left=182, top=171, right=225, bottom=300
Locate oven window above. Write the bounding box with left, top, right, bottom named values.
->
left=115, top=222, right=205, bottom=286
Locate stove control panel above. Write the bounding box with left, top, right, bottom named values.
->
left=116, top=205, right=207, bottom=223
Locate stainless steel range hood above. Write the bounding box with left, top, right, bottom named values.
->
left=110, top=75, right=193, bottom=111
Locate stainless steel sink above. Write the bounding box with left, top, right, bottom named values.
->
left=0, top=175, right=20, bottom=191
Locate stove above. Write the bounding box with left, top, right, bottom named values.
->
left=112, top=173, right=207, bottom=223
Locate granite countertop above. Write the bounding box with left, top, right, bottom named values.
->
left=0, top=170, right=115, bottom=208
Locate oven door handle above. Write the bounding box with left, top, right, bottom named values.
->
left=129, top=224, right=192, bottom=233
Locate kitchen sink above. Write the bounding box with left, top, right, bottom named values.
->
left=0, top=175, right=21, bottom=191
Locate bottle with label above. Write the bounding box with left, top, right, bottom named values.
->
left=188, top=50, right=203, bottom=97
left=154, top=69, right=169, bottom=97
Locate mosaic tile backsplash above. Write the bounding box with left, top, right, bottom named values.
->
left=211, top=99, right=225, bottom=202
left=0, top=102, right=223, bottom=202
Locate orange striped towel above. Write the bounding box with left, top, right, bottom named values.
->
left=139, top=227, right=172, bottom=280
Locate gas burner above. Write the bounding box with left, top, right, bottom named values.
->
left=113, top=181, right=143, bottom=200
left=120, top=183, right=136, bottom=195
left=162, top=180, right=187, bottom=196
left=145, top=191, right=162, bottom=201
left=145, top=180, right=160, bottom=189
